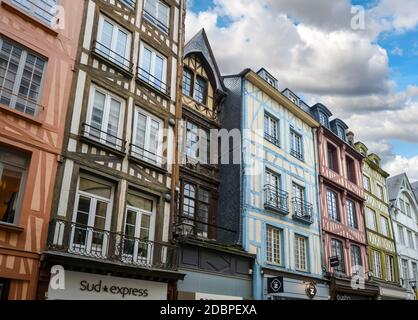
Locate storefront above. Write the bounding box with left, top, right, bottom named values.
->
left=47, top=271, right=168, bottom=300
left=330, top=277, right=379, bottom=300
left=378, top=284, right=409, bottom=300
left=263, top=271, right=330, bottom=300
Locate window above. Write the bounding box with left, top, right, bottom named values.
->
left=337, top=126, right=345, bottom=140
left=363, top=175, right=371, bottom=192
left=327, top=144, right=339, bottom=173
left=12, top=0, right=57, bottom=26
left=401, top=259, right=409, bottom=284
left=265, top=170, right=287, bottom=211
left=182, top=68, right=193, bottom=97
left=366, top=207, right=377, bottom=231
left=295, top=235, right=308, bottom=272
left=264, top=113, right=279, bottom=146
left=290, top=129, right=303, bottom=160
left=331, top=239, right=345, bottom=273
left=122, top=192, right=155, bottom=263
left=398, top=225, right=405, bottom=245
left=138, top=43, right=167, bottom=93
left=293, top=183, right=309, bottom=218
left=85, top=86, right=123, bottom=150
left=184, top=120, right=209, bottom=163
left=405, top=202, right=412, bottom=217
left=346, top=200, right=358, bottom=229
left=143, top=0, right=170, bottom=34
left=121, top=0, right=136, bottom=10
left=380, top=216, right=389, bottom=237
left=0, top=38, right=46, bottom=116
left=319, top=112, right=328, bottom=127
left=371, top=250, right=382, bottom=278
left=266, top=225, right=282, bottom=265
left=376, top=184, right=384, bottom=201
left=407, top=230, right=415, bottom=249
left=385, top=255, right=395, bottom=282
left=399, top=199, right=406, bottom=213
left=0, top=278, right=10, bottom=300
left=0, top=147, right=28, bottom=225
left=350, top=245, right=362, bottom=275
left=346, top=157, right=356, bottom=184
left=327, top=190, right=340, bottom=222
left=181, top=183, right=211, bottom=238
left=412, top=262, right=418, bottom=282
left=194, top=76, right=207, bottom=104
left=96, top=15, right=132, bottom=71
left=71, top=175, right=113, bottom=256
left=131, top=108, right=163, bottom=166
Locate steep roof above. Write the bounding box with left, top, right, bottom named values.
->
left=184, top=28, right=225, bottom=92
left=387, top=173, right=407, bottom=201
left=412, top=181, right=418, bottom=201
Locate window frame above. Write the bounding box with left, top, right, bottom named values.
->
left=331, top=238, right=345, bottom=273
left=346, top=199, right=358, bottom=229
left=327, top=189, right=340, bottom=222
left=12, top=0, right=58, bottom=26
left=371, top=250, right=382, bottom=279
left=290, top=128, right=303, bottom=161
left=138, top=42, right=168, bottom=93
left=380, top=216, right=390, bottom=237
left=385, top=254, right=395, bottom=282
left=345, top=156, right=356, bottom=184
left=350, top=245, right=363, bottom=275
left=183, top=119, right=209, bottom=163
left=327, top=143, right=339, bottom=173
left=182, top=67, right=193, bottom=97
left=295, top=234, right=308, bottom=272
left=366, top=207, right=377, bottom=231
left=266, top=225, right=282, bottom=266
left=143, top=0, right=170, bottom=34
left=264, top=112, right=280, bottom=146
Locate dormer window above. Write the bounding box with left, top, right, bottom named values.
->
left=182, top=66, right=208, bottom=105
left=194, top=76, right=207, bottom=104
left=257, top=69, right=278, bottom=89
left=182, top=68, right=193, bottom=97
left=337, top=126, right=346, bottom=140
left=319, top=112, right=328, bottom=127
left=288, top=92, right=299, bottom=106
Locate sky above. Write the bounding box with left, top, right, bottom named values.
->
left=185, top=0, right=418, bottom=182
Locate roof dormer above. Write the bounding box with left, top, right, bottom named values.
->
left=282, top=88, right=300, bottom=107
left=257, top=68, right=278, bottom=90
left=330, top=119, right=349, bottom=142
left=310, top=103, right=332, bottom=128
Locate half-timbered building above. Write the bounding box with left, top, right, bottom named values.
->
left=36, top=0, right=187, bottom=300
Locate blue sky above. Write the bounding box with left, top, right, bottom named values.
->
left=188, top=0, right=418, bottom=169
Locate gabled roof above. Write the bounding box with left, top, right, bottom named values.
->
left=412, top=181, right=418, bottom=200
left=387, top=173, right=409, bottom=201
left=184, top=28, right=225, bottom=92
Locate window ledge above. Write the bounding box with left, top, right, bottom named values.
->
left=0, top=222, right=24, bottom=233
left=1, top=1, right=59, bottom=37
left=0, top=103, right=43, bottom=126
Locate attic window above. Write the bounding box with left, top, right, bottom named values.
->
left=337, top=126, right=346, bottom=140
left=288, top=92, right=299, bottom=106
left=319, top=112, right=328, bottom=126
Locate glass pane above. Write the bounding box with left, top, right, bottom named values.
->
left=140, top=214, right=151, bottom=240
left=148, top=119, right=160, bottom=162
left=158, top=1, right=169, bottom=26
left=91, top=90, right=106, bottom=136
left=127, top=193, right=153, bottom=212
left=154, top=55, right=164, bottom=84
left=115, top=30, right=128, bottom=66
left=79, top=177, right=111, bottom=199
left=76, top=196, right=90, bottom=225
left=140, top=47, right=152, bottom=74
left=0, top=168, right=23, bottom=224
left=100, top=20, right=113, bottom=55
left=106, top=98, right=121, bottom=145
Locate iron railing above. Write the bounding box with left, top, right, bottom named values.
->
left=0, top=86, right=42, bottom=116
left=264, top=132, right=280, bottom=146
left=92, top=40, right=133, bottom=73
left=290, top=148, right=304, bottom=161
left=143, top=9, right=169, bottom=34
left=81, top=123, right=126, bottom=152
left=47, top=219, right=177, bottom=270
left=175, top=215, right=236, bottom=240
left=292, top=197, right=313, bottom=224
left=264, top=185, right=289, bottom=214
left=129, top=143, right=164, bottom=167
left=12, top=0, right=56, bottom=25
left=137, top=67, right=169, bottom=95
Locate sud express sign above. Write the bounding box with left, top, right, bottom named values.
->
left=80, top=280, right=149, bottom=298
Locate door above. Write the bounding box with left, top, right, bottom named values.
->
left=292, top=183, right=305, bottom=216
left=70, top=176, right=112, bottom=257
left=122, top=193, right=155, bottom=265
left=265, top=170, right=282, bottom=208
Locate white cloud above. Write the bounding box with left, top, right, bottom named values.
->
left=384, top=155, right=418, bottom=182
left=391, top=46, right=403, bottom=56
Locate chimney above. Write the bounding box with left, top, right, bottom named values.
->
left=346, top=131, right=354, bottom=146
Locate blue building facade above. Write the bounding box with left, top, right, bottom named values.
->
left=220, top=69, right=329, bottom=300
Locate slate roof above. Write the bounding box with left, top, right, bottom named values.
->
left=412, top=181, right=418, bottom=201
left=387, top=173, right=407, bottom=201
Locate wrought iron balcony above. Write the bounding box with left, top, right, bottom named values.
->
left=137, top=67, right=169, bottom=96
left=264, top=185, right=289, bottom=215
left=143, top=9, right=169, bottom=34
left=92, top=41, right=133, bottom=74
left=129, top=143, right=164, bottom=168
left=0, top=86, right=43, bottom=117
left=290, top=148, right=304, bottom=161
left=81, top=123, right=126, bottom=153
left=264, top=132, right=280, bottom=146
left=292, top=197, right=313, bottom=224
left=175, top=215, right=235, bottom=240
left=47, top=219, right=177, bottom=270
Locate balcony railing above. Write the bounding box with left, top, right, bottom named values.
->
left=47, top=219, right=177, bottom=270
left=81, top=123, right=126, bottom=152
left=137, top=67, right=169, bottom=95
left=264, top=132, right=280, bottom=146
left=0, top=86, right=43, bottom=117
left=129, top=143, right=164, bottom=168
left=264, top=185, right=289, bottom=215
left=143, top=9, right=169, bottom=34
left=290, top=148, right=304, bottom=161
left=121, top=0, right=136, bottom=10
left=92, top=41, right=133, bottom=74
left=175, top=215, right=236, bottom=240
left=292, top=197, right=313, bottom=224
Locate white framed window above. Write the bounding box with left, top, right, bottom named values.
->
left=407, top=230, right=415, bottom=249
left=346, top=199, right=358, bottom=229
left=405, top=202, right=412, bottom=217
left=290, top=129, right=303, bottom=160
left=131, top=107, right=163, bottom=166
left=143, top=0, right=170, bottom=34
left=264, top=113, right=279, bottom=146
left=366, top=207, right=377, bottom=231
left=184, top=120, right=209, bottom=163
left=380, top=216, right=389, bottom=237
left=0, top=147, right=29, bottom=225
left=398, top=225, right=405, bottom=245
left=327, top=189, right=340, bottom=222
left=85, top=85, right=124, bottom=150
left=12, top=0, right=57, bottom=26
left=70, top=175, right=113, bottom=257
left=350, top=245, right=362, bottom=275
left=96, top=15, right=132, bottom=71
left=399, top=198, right=406, bottom=214
left=371, top=250, right=382, bottom=278
left=138, top=43, right=167, bottom=93
left=376, top=184, right=384, bottom=201
left=0, top=37, right=46, bottom=116
left=295, top=235, right=307, bottom=272
left=319, top=112, right=327, bottom=127
left=401, top=259, right=409, bottom=285
left=266, top=225, right=282, bottom=265
left=385, top=255, right=395, bottom=282
left=363, top=175, right=371, bottom=191
left=122, top=191, right=156, bottom=265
